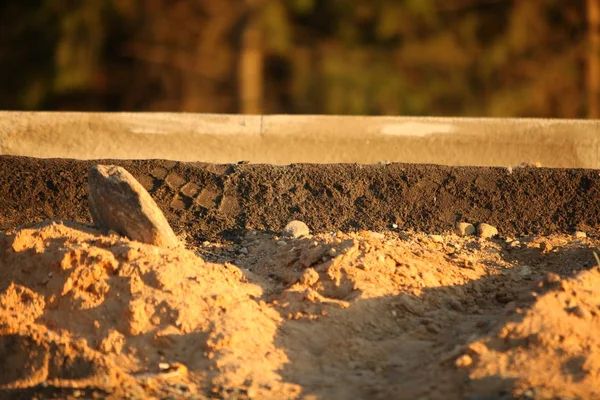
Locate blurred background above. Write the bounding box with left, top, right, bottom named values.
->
left=0, top=0, right=598, bottom=117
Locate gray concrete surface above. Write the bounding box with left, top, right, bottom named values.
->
left=1, top=111, right=599, bottom=167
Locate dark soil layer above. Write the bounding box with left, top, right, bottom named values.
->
left=0, top=156, right=598, bottom=242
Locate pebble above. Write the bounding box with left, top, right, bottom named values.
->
left=508, top=240, right=521, bottom=249
left=282, top=220, right=310, bottom=238
left=520, top=389, right=535, bottom=400
left=477, top=223, right=498, bottom=239
left=87, top=165, right=180, bottom=248
left=429, top=234, right=444, bottom=243
left=574, top=231, right=587, bottom=239
left=456, top=222, right=475, bottom=236
left=276, top=240, right=287, bottom=246
left=239, top=247, right=249, bottom=254
left=455, top=354, right=473, bottom=368
left=544, top=272, right=561, bottom=284
left=158, top=362, right=170, bottom=370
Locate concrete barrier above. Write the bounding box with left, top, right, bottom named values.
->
left=1, top=111, right=599, bottom=167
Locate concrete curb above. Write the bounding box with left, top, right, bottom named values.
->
left=1, top=112, right=600, bottom=167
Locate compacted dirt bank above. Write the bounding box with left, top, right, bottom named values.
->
left=1, top=156, right=600, bottom=242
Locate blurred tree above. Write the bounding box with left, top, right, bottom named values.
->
left=0, top=0, right=591, bottom=117
left=588, top=0, right=600, bottom=118
left=266, top=0, right=587, bottom=117
left=481, top=0, right=586, bottom=118
left=239, top=0, right=266, bottom=114
left=0, top=1, right=59, bottom=110
left=107, top=0, right=242, bottom=112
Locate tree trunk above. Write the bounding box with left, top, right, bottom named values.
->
left=588, top=0, right=600, bottom=118
left=238, top=10, right=263, bottom=115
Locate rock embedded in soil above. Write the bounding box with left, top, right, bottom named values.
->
left=477, top=223, right=498, bottom=239
left=429, top=234, right=444, bottom=243
left=574, top=231, right=587, bottom=239
left=456, top=222, right=475, bottom=236
left=88, top=165, right=180, bottom=248
left=455, top=354, right=473, bottom=368
left=282, top=220, right=310, bottom=238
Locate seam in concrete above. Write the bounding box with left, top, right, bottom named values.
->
left=260, top=115, right=264, bottom=137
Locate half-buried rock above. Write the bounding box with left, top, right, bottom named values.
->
left=88, top=165, right=180, bottom=248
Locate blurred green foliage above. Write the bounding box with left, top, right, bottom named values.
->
left=0, top=0, right=588, bottom=116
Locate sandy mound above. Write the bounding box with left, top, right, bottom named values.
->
left=1, top=221, right=600, bottom=399
left=0, top=220, right=295, bottom=399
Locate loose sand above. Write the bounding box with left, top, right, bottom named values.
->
left=2, top=220, right=600, bottom=399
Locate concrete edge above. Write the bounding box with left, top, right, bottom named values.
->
left=1, top=111, right=599, bottom=168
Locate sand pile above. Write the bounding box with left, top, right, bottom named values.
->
left=1, top=220, right=600, bottom=399
left=0, top=220, right=297, bottom=399
left=468, top=268, right=600, bottom=399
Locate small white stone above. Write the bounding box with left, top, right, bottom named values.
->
left=239, top=247, right=249, bottom=254
left=159, top=362, right=170, bottom=370
left=455, top=354, right=473, bottom=368
left=477, top=223, right=498, bottom=239
left=282, top=220, right=310, bottom=238
left=456, top=222, right=475, bottom=237
left=277, top=240, right=287, bottom=246
left=392, top=223, right=399, bottom=229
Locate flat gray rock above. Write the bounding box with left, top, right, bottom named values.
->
left=88, top=165, right=180, bottom=248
